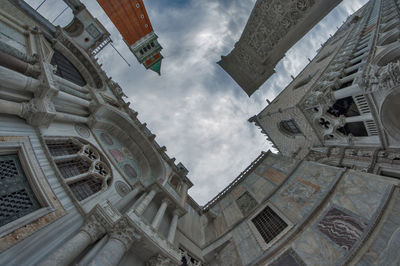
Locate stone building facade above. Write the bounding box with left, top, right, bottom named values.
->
left=0, top=0, right=400, bottom=266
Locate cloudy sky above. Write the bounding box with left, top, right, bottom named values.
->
left=27, top=0, right=367, bottom=205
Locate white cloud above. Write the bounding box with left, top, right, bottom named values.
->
left=25, top=0, right=368, bottom=205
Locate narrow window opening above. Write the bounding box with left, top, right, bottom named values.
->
left=327, top=97, right=360, bottom=118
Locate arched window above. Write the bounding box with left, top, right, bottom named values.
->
left=279, top=120, right=302, bottom=136
left=45, top=138, right=112, bottom=201
left=50, top=50, right=87, bottom=87
left=169, top=175, right=181, bottom=193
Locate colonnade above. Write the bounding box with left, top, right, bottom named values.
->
left=40, top=185, right=180, bottom=266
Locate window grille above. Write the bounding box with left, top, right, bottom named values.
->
left=251, top=206, right=288, bottom=244
left=69, top=177, right=102, bottom=201
left=56, top=159, right=90, bottom=179
left=46, top=139, right=81, bottom=157
left=50, top=50, right=87, bottom=87
left=0, top=154, right=41, bottom=227
left=280, top=120, right=302, bottom=135
left=46, top=138, right=112, bottom=201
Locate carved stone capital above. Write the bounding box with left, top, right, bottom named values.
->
left=110, top=217, right=141, bottom=249
left=21, top=98, right=56, bottom=127
left=81, top=201, right=122, bottom=243
left=147, top=253, right=176, bottom=266
left=81, top=213, right=107, bottom=243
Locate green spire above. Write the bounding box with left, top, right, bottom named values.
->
left=149, top=59, right=162, bottom=75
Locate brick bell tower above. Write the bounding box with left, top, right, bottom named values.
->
left=97, top=0, right=163, bottom=75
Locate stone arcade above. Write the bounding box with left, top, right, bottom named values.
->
left=1, top=0, right=400, bottom=265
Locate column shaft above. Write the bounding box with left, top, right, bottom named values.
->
left=168, top=213, right=179, bottom=243
left=57, top=91, right=91, bottom=107
left=135, top=189, right=157, bottom=215
left=151, top=200, right=168, bottom=230
left=0, top=65, right=40, bottom=92
left=0, top=99, right=22, bottom=116
left=54, top=112, right=89, bottom=123
left=333, top=84, right=362, bottom=100
left=40, top=230, right=92, bottom=266
left=344, top=113, right=373, bottom=123
left=89, top=238, right=126, bottom=266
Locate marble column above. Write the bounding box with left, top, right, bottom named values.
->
left=115, top=184, right=144, bottom=212
left=89, top=218, right=140, bottom=266
left=54, top=112, right=89, bottom=123
left=0, top=99, right=22, bottom=116
left=333, top=84, right=362, bottom=100
left=40, top=215, right=106, bottom=266
left=0, top=65, right=40, bottom=92
left=151, top=198, right=170, bottom=230
left=344, top=113, right=373, bottom=123
left=55, top=75, right=89, bottom=93
left=134, top=188, right=158, bottom=215
left=57, top=91, right=91, bottom=107
left=167, top=210, right=179, bottom=243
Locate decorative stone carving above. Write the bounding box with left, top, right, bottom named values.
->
left=21, top=98, right=56, bottom=127
left=75, top=123, right=91, bottom=138
left=81, top=201, right=122, bottom=242
left=302, top=90, right=335, bottom=109
left=147, top=253, right=175, bottom=266
left=115, top=180, right=132, bottom=197
left=218, top=0, right=344, bottom=96
left=362, top=61, right=400, bottom=92
left=110, top=217, right=141, bottom=249
left=81, top=214, right=107, bottom=242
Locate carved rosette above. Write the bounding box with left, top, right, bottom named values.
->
left=110, top=217, right=141, bottom=249
left=147, top=254, right=176, bottom=266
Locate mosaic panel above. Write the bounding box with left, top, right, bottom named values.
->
left=258, top=167, right=286, bottom=185
left=318, top=207, right=367, bottom=251
left=95, top=130, right=141, bottom=183
left=100, top=132, right=113, bottom=145
left=236, top=191, right=257, bottom=216
left=109, top=149, right=124, bottom=163
left=281, top=178, right=320, bottom=208
left=123, top=164, right=137, bottom=178
left=270, top=249, right=306, bottom=266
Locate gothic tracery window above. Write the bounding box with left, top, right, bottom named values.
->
left=0, top=154, right=41, bottom=227
left=45, top=138, right=112, bottom=202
